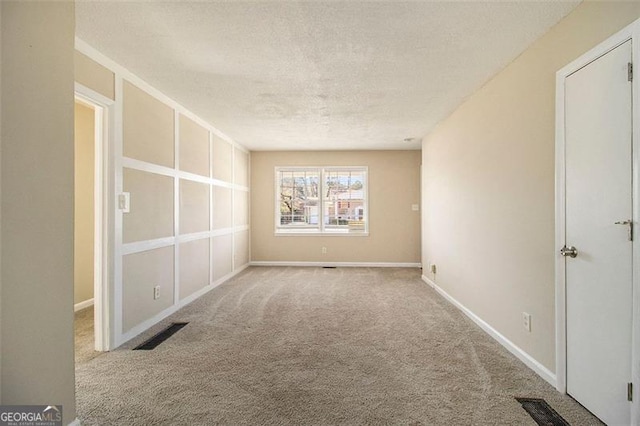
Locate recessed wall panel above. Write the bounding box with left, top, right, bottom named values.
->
left=212, top=135, right=233, bottom=182
left=212, top=234, right=233, bottom=281
left=213, top=186, right=232, bottom=230
left=234, top=148, right=249, bottom=187
left=179, top=238, right=210, bottom=300
left=179, top=114, right=210, bottom=177
left=123, top=246, right=174, bottom=332
left=234, top=230, right=250, bottom=268
left=123, top=168, right=174, bottom=243
left=180, top=179, right=210, bottom=235
left=234, top=190, right=249, bottom=226
left=123, top=81, right=174, bottom=167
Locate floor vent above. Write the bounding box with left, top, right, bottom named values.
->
left=133, top=322, right=188, bottom=350
left=515, top=397, right=570, bottom=426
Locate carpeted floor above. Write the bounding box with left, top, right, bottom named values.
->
left=75, top=306, right=101, bottom=364
left=75, top=267, right=602, bottom=425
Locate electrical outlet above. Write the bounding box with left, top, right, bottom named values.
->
left=154, top=285, right=160, bottom=300
left=321, top=247, right=327, bottom=254
left=523, top=312, right=531, bottom=332
left=430, top=264, right=437, bottom=274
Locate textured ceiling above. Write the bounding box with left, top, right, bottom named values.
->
left=76, top=1, right=580, bottom=151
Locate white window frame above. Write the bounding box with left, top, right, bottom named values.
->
left=274, top=166, right=369, bottom=236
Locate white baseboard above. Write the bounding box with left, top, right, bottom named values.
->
left=250, top=261, right=421, bottom=268
left=74, top=298, right=94, bottom=312
left=68, top=418, right=80, bottom=426
left=421, top=275, right=556, bottom=387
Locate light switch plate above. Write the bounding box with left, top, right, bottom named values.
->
left=523, top=312, right=531, bottom=332
left=118, top=192, right=130, bottom=213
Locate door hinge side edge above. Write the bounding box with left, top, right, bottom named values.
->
left=628, top=62, right=633, bottom=82
left=628, top=382, right=633, bottom=402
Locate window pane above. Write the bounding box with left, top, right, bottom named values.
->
left=323, top=169, right=366, bottom=231
left=278, top=169, right=320, bottom=228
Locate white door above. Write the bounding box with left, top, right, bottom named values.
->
left=565, top=40, right=633, bottom=425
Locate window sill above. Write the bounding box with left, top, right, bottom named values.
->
left=274, top=229, right=369, bottom=237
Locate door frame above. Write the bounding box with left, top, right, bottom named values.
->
left=555, top=18, right=640, bottom=423
left=75, top=83, right=116, bottom=351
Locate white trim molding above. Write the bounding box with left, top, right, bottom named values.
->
left=74, top=85, right=115, bottom=352
left=250, top=261, right=421, bottom=268
left=74, top=298, right=95, bottom=312
left=421, top=275, right=556, bottom=386
left=555, top=17, right=640, bottom=424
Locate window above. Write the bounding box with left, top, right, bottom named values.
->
left=275, top=167, right=368, bottom=235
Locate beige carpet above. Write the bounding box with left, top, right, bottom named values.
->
left=75, top=305, right=101, bottom=364
left=76, top=267, right=602, bottom=425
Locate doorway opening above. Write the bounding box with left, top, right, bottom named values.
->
left=74, top=91, right=111, bottom=361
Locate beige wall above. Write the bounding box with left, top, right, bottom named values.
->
left=74, top=101, right=95, bottom=305
left=1, top=1, right=76, bottom=422
left=76, top=48, right=251, bottom=338
left=421, top=1, right=640, bottom=373
left=123, top=81, right=174, bottom=168
left=213, top=186, right=232, bottom=229
left=123, top=246, right=174, bottom=331
left=179, top=114, right=210, bottom=177
left=179, top=239, right=210, bottom=300
left=212, top=234, right=233, bottom=281
left=180, top=179, right=210, bottom=235
left=251, top=151, right=421, bottom=263
left=213, top=135, right=233, bottom=182
left=74, top=51, right=114, bottom=101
